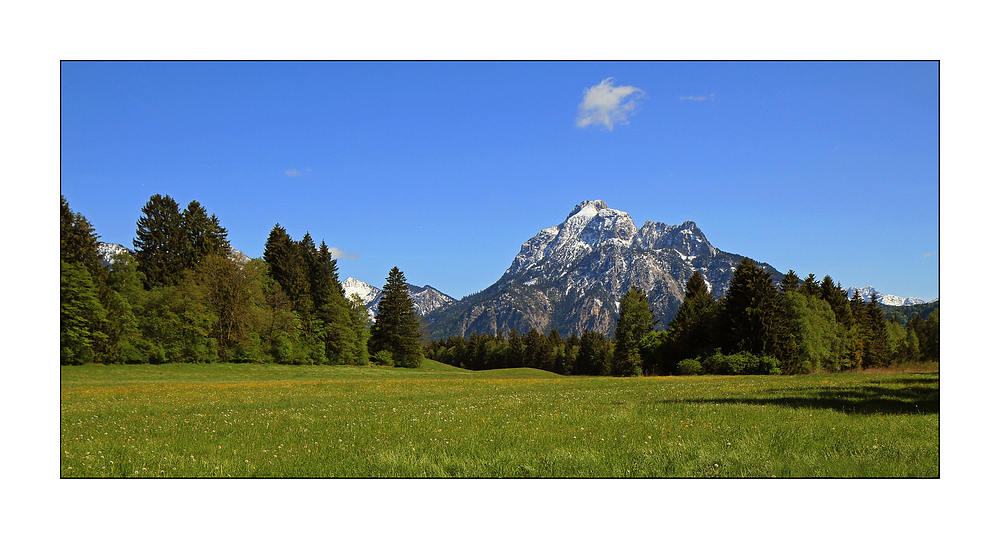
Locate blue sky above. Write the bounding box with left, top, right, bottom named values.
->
left=61, top=61, right=939, bottom=301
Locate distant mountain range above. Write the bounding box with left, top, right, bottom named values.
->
left=841, top=286, right=931, bottom=307
left=97, top=201, right=934, bottom=338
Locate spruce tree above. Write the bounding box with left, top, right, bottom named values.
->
left=719, top=258, right=789, bottom=360
left=182, top=200, right=229, bottom=270
left=665, top=272, right=717, bottom=372
left=612, top=286, right=655, bottom=376
left=60, top=195, right=103, bottom=275
left=800, top=274, right=821, bottom=297
left=864, top=293, right=890, bottom=368
left=369, top=267, right=424, bottom=368
left=134, top=194, right=185, bottom=288
left=263, top=225, right=311, bottom=316
left=779, top=269, right=800, bottom=294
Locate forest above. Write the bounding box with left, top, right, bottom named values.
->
left=426, top=267, right=939, bottom=376
left=61, top=194, right=939, bottom=375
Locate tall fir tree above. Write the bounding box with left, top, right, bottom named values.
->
left=60, top=195, right=103, bottom=276
left=612, top=286, right=656, bottom=376
left=664, top=271, right=717, bottom=372
left=864, top=293, right=890, bottom=368
left=800, top=274, right=821, bottom=297
left=369, top=267, right=424, bottom=368
left=182, top=200, right=229, bottom=270
left=719, top=258, right=789, bottom=360
left=134, top=194, right=185, bottom=288
left=263, top=225, right=311, bottom=316
left=779, top=269, right=800, bottom=294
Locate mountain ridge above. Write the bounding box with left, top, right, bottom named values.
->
left=424, top=200, right=784, bottom=340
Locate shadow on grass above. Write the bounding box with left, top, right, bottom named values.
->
left=674, top=375, right=939, bottom=415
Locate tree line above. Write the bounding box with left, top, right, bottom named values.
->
left=62, top=193, right=937, bottom=375
left=426, top=259, right=939, bottom=376
left=60, top=195, right=423, bottom=367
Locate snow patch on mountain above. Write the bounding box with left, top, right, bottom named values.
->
left=843, top=286, right=928, bottom=306
left=96, top=241, right=251, bottom=266
left=341, top=277, right=456, bottom=319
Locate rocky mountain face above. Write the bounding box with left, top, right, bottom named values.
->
left=340, top=276, right=456, bottom=321
left=423, top=200, right=783, bottom=340
left=842, top=286, right=929, bottom=307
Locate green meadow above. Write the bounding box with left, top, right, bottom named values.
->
left=60, top=361, right=939, bottom=478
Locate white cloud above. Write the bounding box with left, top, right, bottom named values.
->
left=679, top=93, right=715, bottom=102
left=575, top=77, right=646, bottom=130
left=329, top=246, right=360, bottom=259
left=284, top=167, right=312, bottom=177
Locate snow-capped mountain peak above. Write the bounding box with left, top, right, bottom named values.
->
left=842, top=286, right=928, bottom=306
left=427, top=199, right=783, bottom=339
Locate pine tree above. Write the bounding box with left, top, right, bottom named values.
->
left=800, top=274, right=821, bottom=297
left=263, top=225, right=312, bottom=316
left=719, top=257, right=796, bottom=366
left=369, top=267, right=424, bottom=368
left=864, top=293, right=890, bottom=368
left=779, top=269, right=800, bottom=294
left=612, top=286, right=655, bottom=376
left=182, top=200, right=229, bottom=270
left=665, top=272, right=717, bottom=372
left=60, top=195, right=103, bottom=275
left=134, top=194, right=185, bottom=288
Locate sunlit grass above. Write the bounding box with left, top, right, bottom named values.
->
left=61, top=362, right=938, bottom=478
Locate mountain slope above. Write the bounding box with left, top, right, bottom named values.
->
left=341, top=276, right=456, bottom=320
left=842, top=286, right=929, bottom=307
left=424, top=200, right=783, bottom=340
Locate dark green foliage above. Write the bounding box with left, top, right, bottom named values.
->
left=369, top=267, right=424, bottom=368
left=863, top=294, right=891, bottom=368
left=134, top=194, right=186, bottom=288
left=263, top=225, right=312, bottom=316
left=675, top=358, right=702, bottom=375
left=779, top=269, right=800, bottom=294
left=60, top=195, right=103, bottom=275
left=182, top=200, right=230, bottom=269
left=700, top=350, right=781, bottom=375
left=800, top=274, right=821, bottom=297
left=881, top=301, right=940, bottom=324
left=661, top=271, right=718, bottom=373
left=719, top=258, right=789, bottom=360
left=611, top=286, right=655, bottom=376
left=908, top=310, right=939, bottom=363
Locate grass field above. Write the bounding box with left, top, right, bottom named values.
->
left=60, top=360, right=939, bottom=478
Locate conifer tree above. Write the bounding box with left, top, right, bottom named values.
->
left=864, top=293, right=890, bottom=368
left=612, top=286, right=655, bottom=376
left=263, top=225, right=311, bottom=316
left=60, top=195, right=103, bottom=275
left=134, top=194, right=185, bottom=288
left=182, top=200, right=229, bottom=270
left=800, top=274, right=821, bottom=297
left=665, top=272, right=717, bottom=372
left=369, top=267, right=424, bottom=368
left=779, top=269, right=800, bottom=294
left=719, top=258, right=789, bottom=360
